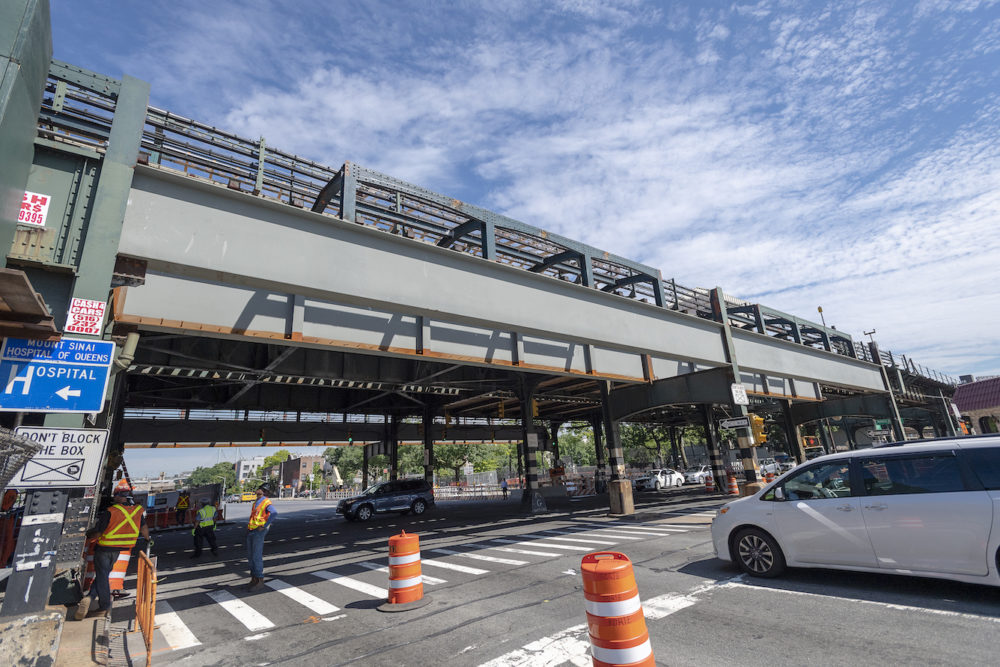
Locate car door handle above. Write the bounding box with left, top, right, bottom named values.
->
left=835, top=505, right=854, bottom=512
left=864, top=503, right=888, bottom=510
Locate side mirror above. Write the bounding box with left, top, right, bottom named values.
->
left=774, top=487, right=785, bottom=501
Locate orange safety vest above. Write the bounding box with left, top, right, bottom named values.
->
left=177, top=495, right=189, bottom=509
left=248, top=497, right=271, bottom=530
left=97, top=504, right=144, bottom=548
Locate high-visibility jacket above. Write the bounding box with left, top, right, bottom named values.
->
left=248, top=497, right=272, bottom=530
left=177, top=495, right=189, bottom=510
left=197, top=505, right=216, bottom=528
left=97, top=504, right=144, bottom=548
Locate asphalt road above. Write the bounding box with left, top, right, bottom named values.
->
left=123, top=489, right=1000, bottom=666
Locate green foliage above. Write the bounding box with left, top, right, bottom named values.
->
left=186, top=462, right=236, bottom=491
left=263, top=449, right=291, bottom=468
left=398, top=444, right=425, bottom=476
left=556, top=423, right=596, bottom=466
left=323, top=446, right=363, bottom=486
left=433, top=443, right=469, bottom=482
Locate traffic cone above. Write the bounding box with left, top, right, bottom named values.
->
left=765, top=471, right=775, bottom=483
left=705, top=474, right=715, bottom=493
left=580, top=552, right=655, bottom=667
left=378, top=530, right=431, bottom=612
left=727, top=475, right=740, bottom=496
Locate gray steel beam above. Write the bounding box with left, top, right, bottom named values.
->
left=789, top=393, right=895, bottom=425
left=608, top=367, right=732, bottom=421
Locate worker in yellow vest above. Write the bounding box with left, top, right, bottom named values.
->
left=244, top=485, right=277, bottom=590
left=76, top=490, right=149, bottom=620
left=176, top=490, right=190, bottom=526
left=190, top=498, right=219, bottom=558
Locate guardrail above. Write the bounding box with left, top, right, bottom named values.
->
left=134, top=551, right=157, bottom=667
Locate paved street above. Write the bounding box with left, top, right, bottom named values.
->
left=122, top=490, right=1000, bottom=666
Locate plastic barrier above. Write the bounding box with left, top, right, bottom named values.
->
left=727, top=475, right=740, bottom=496
left=109, top=550, right=131, bottom=591
left=580, top=552, right=655, bottom=667
left=379, top=530, right=430, bottom=611
left=705, top=474, right=715, bottom=493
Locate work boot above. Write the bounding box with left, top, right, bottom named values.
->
left=245, top=577, right=259, bottom=590
left=249, top=577, right=265, bottom=591
left=74, top=596, right=92, bottom=621
left=86, top=608, right=109, bottom=619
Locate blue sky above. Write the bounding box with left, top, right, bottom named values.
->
left=50, top=1, right=1000, bottom=474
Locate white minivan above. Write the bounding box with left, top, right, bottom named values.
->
left=711, top=436, right=1000, bottom=587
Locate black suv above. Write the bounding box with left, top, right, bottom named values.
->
left=337, top=479, right=435, bottom=522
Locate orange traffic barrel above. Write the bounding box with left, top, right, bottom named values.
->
left=704, top=474, right=715, bottom=493
left=580, top=552, right=655, bottom=667
left=727, top=475, right=740, bottom=495
left=109, top=549, right=131, bottom=591
left=378, top=530, right=431, bottom=612
left=765, top=471, right=775, bottom=483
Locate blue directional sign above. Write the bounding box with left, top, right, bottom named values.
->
left=0, top=337, right=115, bottom=413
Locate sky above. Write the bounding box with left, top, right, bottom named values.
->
left=48, top=1, right=1000, bottom=475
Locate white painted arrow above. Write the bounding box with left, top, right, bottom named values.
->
left=56, top=386, right=81, bottom=400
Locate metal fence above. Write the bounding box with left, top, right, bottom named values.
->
left=0, top=428, right=42, bottom=491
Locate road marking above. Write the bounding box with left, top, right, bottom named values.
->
left=720, top=580, right=1000, bottom=624
left=530, top=534, right=618, bottom=546
left=265, top=579, right=340, bottom=615
left=577, top=523, right=684, bottom=535
left=489, top=546, right=561, bottom=557
left=477, top=623, right=591, bottom=666
left=492, top=539, right=592, bottom=552
left=430, top=548, right=527, bottom=565
left=155, top=600, right=201, bottom=650
left=312, top=570, right=388, bottom=599
left=549, top=530, right=642, bottom=541
left=206, top=590, right=275, bottom=632
left=642, top=592, right=699, bottom=619
left=422, top=558, right=490, bottom=575
left=357, top=561, right=447, bottom=585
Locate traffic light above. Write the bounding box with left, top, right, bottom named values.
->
left=750, top=415, right=767, bottom=444
left=347, top=431, right=353, bottom=445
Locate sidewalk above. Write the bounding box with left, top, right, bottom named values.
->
left=56, top=591, right=137, bottom=666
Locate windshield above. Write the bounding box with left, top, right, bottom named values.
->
left=361, top=483, right=385, bottom=496
left=684, top=466, right=704, bottom=473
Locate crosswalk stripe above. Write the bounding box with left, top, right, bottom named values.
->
left=421, top=558, right=490, bottom=575
left=265, top=579, right=340, bottom=616
left=492, top=538, right=591, bottom=552
left=530, top=534, right=618, bottom=545
left=489, top=546, right=561, bottom=557
left=357, top=561, right=447, bottom=585
left=542, top=529, right=641, bottom=541
left=206, top=590, right=274, bottom=632
left=155, top=600, right=201, bottom=650
left=600, top=523, right=687, bottom=533
left=312, top=570, right=388, bottom=599
left=577, top=531, right=643, bottom=540
left=575, top=523, right=684, bottom=535
left=430, top=548, right=527, bottom=565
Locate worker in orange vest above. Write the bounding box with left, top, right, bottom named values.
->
left=76, top=489, right=149, bottom=620
left=244, top=485, right=277, bottom=590
left=176, top=490, right=190, bottom=526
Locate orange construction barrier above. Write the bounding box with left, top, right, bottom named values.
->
left=704, top=474, right=715, bottom=493
left=82, top=539, right=97, bottom=592
left=765, top=471, right=775, bottom=483
left=378, top=530, right=431, bottom=611
left=727, top=475, right=740, bottom=496
left=580, top=552, right=655, bottom=667
left=134, top=551, right=157, bottom=667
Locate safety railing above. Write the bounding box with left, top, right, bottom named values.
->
left=133, top=551, right=157, bottom=667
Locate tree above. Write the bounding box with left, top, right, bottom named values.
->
left=263, top=450, right=292, bottom=468
left=323, top=446, right=364, bottom=487
left=433, top=443, right=470, bottom=483
left=186, top=462, right=236, bottom=491
left=556, top=423, right=596, bottom=466
left=398, top=444, right=425, bottom=476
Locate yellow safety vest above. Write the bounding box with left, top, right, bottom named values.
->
left=97, top=504, right=144, bottom=548
left=177, top=495, right=189, bottom=509
left=248, top=497, right=271, bottom=530
left=197, top=505, right=216, bottom=528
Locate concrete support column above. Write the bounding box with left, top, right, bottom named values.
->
left=702, top=405, right=725, bottom=490
left=781, top=400, right=806, bottom=463
left=422, top=407, right=434, bottom=486
left=591, top=414, right=607, bottom=493
left=362, top=444, right=369, bottom=490
left=519, top=383, right=547, bottom=514
left=600, top=382, right=633, bottom=515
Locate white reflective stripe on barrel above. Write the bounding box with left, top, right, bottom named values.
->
left=388, top=552, right=421, bottom=566
left=584, top=593, right=641, bottom=617
left=590, top=638, right=652, bottom=664
left=388, top=575, right=422, bottom=589
left=109, top=571, right=126, bottom=580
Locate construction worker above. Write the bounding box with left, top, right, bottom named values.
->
left=190, top=498, right=218, bottom=558
left=76, top=490, right=149, bottom=620
left=244, top=484, right=276, bottom=590
left=176, top=490, right=190, bottom=526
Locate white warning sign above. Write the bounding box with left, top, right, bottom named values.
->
left=8, top=427, right=109, bottom=489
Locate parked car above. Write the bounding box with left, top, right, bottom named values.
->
left=683, top=465, right=712, bottom=485
left=711, top=436, right=1000, bottom=587
left=635, top=469, right=685, bottom=491
left=337, top=478, right=435, bottom=521
left=224, top=494, right=240, bottom=503
left=774, top=455, right=795, bottom=472
left=758, top=458, right=779, bottom=475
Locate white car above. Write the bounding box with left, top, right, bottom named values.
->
left=711, top=436, right=1000, bottom=587
left=635, top=469, right=684, bottom=491
left=683, top=465, right=712, bottom=485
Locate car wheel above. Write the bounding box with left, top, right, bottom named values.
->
left=653, top=481, right=661, bottom=491
left=732, top=528, right=786, bottom=578
left=356, top=504, right=374, bottom=522
left=411, top=499, right=427, bottom=515
left=675, top=478, right=683, bottom=487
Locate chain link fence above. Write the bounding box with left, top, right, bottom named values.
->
left=0, top=427, right=42, bottom=491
